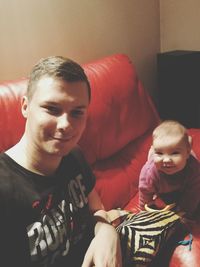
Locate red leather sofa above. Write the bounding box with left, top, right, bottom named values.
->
left=0, top=53, right=199, bottom=266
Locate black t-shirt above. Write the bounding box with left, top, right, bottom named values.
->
left=0, top=147, right=95, bottom=267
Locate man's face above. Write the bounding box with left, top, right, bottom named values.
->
left=22, top=77, right=89, bottom=157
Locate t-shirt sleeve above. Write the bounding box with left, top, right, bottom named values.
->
left=70, top=146, right=96, bottom=194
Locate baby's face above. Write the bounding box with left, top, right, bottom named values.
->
left=152, top=136, right=190, bottom=175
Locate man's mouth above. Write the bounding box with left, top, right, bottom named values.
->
left=53, top=135, right=74, bottom=142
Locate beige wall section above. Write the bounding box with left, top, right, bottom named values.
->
left=0, top=0, right=160, bottom=97
left=160, top=0, right=200, bottom=52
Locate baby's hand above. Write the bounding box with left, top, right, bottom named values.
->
left=145, top=202, right=176, bottom=212
left=153, top=195, right=166, bottom=209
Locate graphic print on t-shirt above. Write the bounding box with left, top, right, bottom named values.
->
left=27, top=173, right=89, bottom=266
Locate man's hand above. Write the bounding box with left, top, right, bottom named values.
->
left=81, top=222, right=122, bottom=267
left=85, top=189, right=122, bottom=266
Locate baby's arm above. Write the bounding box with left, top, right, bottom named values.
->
left=139, top=188, right=154, bottom=210
left=138, top=163, right=156, bottom=210
left=139, top=160, right=166, bottom=210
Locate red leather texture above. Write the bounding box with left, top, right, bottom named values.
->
left=0, top=54, right=200, bottom=266
left=169, top=234, right=200, bottom=267
left=0, top=78, right=27, bottom=151
left=80, top=54, right=160, bottom=164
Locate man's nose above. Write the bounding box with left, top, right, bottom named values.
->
left=57, top=114, right=71, bottom=130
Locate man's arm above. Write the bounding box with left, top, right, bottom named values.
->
left=82, top=188, right=122, bottom=267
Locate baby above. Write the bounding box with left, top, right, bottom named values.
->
left=139, top=120, right=200, bottom=221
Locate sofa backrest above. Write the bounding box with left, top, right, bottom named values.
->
left=0, top=78, right=27, bottom=152
left=79, top=54, right=160, bottom=163
left=0, top=54, right=159, bottom=162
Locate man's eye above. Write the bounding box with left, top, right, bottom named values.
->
left=71, top=110, right=85, bottom=117
left=45, top=106, right=61, bottom=115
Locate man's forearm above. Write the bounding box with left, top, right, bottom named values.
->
left=93, top=209, right=112, bottom=235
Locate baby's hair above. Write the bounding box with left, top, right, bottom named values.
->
left=152, top=120, right=191, bottom=148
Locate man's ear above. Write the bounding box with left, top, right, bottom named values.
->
left=187, top=135, right=193, bottom=155
left=21, top=96, right=29, bottom=118
left=188, top=135, right=193, bottom=147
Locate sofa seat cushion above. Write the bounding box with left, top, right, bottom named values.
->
left=124, top=192, right=140, bottom=213
left=169, top=234, right=200, bottom=267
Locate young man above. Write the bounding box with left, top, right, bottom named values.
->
left=0, top=56, right=122, bottom=266
left=139, top=120, right=200, bottom=221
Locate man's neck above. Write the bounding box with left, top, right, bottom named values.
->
left=5, top=136, right=62, bottom=176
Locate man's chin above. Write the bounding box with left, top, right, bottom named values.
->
left=54, top=147, right=74, bottom=156
left=46, top=137, right=80, bottom=156
left=46, top=144, right=75, bottom=157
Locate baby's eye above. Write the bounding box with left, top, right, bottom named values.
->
left=155, top=152, right=163, bottom=156
left=171, top=151, right=180, bottom=155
